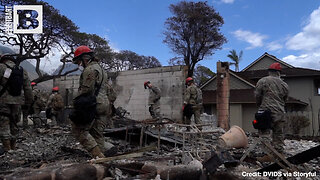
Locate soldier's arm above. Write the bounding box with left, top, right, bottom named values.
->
left=283, top=83, right=289, bottom=102
left=78, top=68, right=99, bottom=95
left=23, top=70, right=33, bottom=105
left=47, top=94, right=54, bottom=107
left=255, top=80, right=263, bottom=107
left=184, top=87, right=191, bottom=104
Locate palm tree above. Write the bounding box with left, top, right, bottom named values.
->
left=227, top=50, right=243, bottom=72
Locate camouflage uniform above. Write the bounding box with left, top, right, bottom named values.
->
left=29, top=87, right=44, bottom=127
left=47, top=92, right=63, bottom=126
left=0, top=60, right=33, bottom=150
left=105, top=82, right=117, bottom=127
left=255, top=73, right=289, bottom=153
left=184, top=84, right=202, bottom=125
left=72, top=61, right=112, bottom=154
left=148, top=86, right=161, bottom=120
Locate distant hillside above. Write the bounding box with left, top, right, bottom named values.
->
left=20, top=61, right=52, bottom=91
left=52, top=63, right=81, bottom=75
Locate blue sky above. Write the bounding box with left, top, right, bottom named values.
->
left=42, top=0, right=320, bottom=73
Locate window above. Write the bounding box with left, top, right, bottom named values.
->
left=314, top=79, right=320, bottom=95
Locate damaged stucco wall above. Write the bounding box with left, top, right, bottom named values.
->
left=113, top=66, right=186, bottom=121
left=54, top=66, right=187, bottom=122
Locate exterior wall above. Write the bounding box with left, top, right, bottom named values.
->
left=54, top=66, right=187, bottom=122
left=285, top=77, right=320, bottom=135
left=230, top=104, right=242, bottom=127
left=114, top=66, right=186, bottom=121
left=242, top=103, right=258, bottom=132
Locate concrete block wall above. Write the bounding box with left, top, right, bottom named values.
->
left=114, top=66, right=186, bottom=121
left=54, top=66, right=187, bottom=122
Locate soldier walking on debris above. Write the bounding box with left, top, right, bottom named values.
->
left=144, top=81, right=162, bottom=121
left=183, top=77, right=203, bottom=129
left=46, top=86, right=64, bottom=126
left=255, top=63, right=289, bottom=162
left=27, top=82, right=45, bottom=128
left=0, top=45, right=33, bottom=152
left=70, top=46, right=117, bottom=158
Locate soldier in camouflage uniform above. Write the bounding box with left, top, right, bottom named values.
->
left=184, top=77, right=202, bottom=127
left=28, top=82, right=44, bottom=128
left=105, top=82, right=117, bottom=127
left=144, top=81, right=161, bottom=120
left=72, top=46, right=116, bottom=158
left=0, top=45, right=33, bottom=151
left=46, top=86, right=64, bottom=126
left=255, top=62, right=289, bottom=161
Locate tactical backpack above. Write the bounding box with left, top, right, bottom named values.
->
left=52, top=94, right=64, bottom=111
left=195, top=87, right=203, bottom=104
left=253, top=109, right=272, bottom=130
left=0, top=64, right=24, bottom=97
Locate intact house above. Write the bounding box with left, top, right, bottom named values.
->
left=201, top=52, right=320, bottom=135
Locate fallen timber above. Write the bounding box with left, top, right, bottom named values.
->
left=257, top=144, right=320, bottom=173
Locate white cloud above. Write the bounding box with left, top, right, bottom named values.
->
left=221, top=0, right=234, bottom=4
left=286, top=6, right=320, bottom=51
left=232, top=29, right=268, bottom=49
left=267, top=41, right=283, bottom=51
left=282, top=52, right=320, bottom=70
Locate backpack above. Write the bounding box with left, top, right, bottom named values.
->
left=52, top=94, right=64, bottom=111
left=196, top=87, right=203, bottom=104
left=4, top=64, right=24, bottom=96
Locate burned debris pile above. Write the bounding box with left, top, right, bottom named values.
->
left=1, top=115, right=320, bottom=180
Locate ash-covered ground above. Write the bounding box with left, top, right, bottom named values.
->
left=0, top=124, right=320, bottom=180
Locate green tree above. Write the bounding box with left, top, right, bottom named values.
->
left=114, top=50, right=161, bottom=71
left=163, top=1, right=226, bottom=77
left=193, top=65, right=215, bottom=86
left=227, top=49, right=243, bottom=72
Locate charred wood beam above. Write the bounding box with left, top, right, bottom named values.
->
left=257, top=145, right=320, bottom=173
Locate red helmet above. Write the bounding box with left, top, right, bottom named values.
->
left=185, top=77, right=193, bottom=84
left=52, top=86, right=59, bottom=91
left=268, top=63, right=282, bottom=71
left=144, top=81, right=150, bottom=89
left=31, top=82, right=36, bottom=86
left=73, top=46, right=93, bottom=61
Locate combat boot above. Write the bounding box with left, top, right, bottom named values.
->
left=10, top=139, right=16, bottom=150
left=1, top=139, right=11, bottom=152
left=90, top=146, right=105, bottom=158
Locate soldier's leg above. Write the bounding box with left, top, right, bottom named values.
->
left=0, top=115, right=11, bottom=151
left=32, top=109, right=41, bottom=128
left=22, top=106, right=29, bottom=129
left=153, top=103, right=161, bottom=121
left=90, top=115, right=108, bottom=152
left=272, top=114, right=285, bottom=154
left=193, top=108, right=202, bottom=131
left=9, top=105, right=21, bottom=150
left=149, top=105, right=155, bottom=118
left=90, top=115, right=117, bottom=156
left=71, top=122, right=103, bottom=158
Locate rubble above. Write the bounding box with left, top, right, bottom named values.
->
left=1, top=120, right=320, bottom=180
